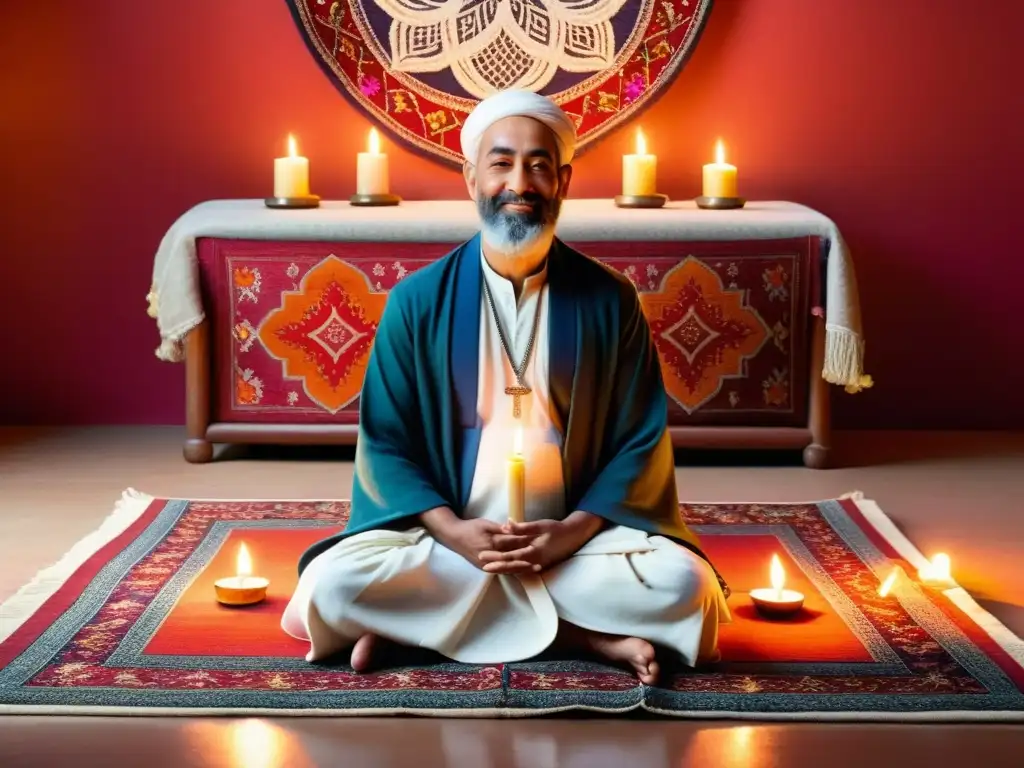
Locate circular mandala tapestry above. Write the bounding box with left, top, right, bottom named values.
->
left=284, top=0, right=714, bottom=165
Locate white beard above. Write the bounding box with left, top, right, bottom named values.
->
left=480, top=218, right=553, bottom=257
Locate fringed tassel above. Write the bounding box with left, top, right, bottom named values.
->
left=146, top=285, right=159, bottom=319
left=823, top=325, right=873, bottom=393
left=153, top=315, right=201, bottom=363
left=0, top=488, right=154, bottom=644
left=155, top=338, right=186, bottom=363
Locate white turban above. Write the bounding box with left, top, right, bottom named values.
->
left=460, top=89, right=577, bottom=166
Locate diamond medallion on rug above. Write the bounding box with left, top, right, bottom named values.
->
left=1, top=491, right=1022, bottom=720
left=256, top=255, right=388, bottom=414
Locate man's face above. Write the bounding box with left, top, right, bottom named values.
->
left=464, top=115, right=573, bottom=254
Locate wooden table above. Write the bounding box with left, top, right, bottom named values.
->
left=150, top=199, right=859, bottom=468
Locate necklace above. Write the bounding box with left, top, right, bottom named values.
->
left=482, top=278, right=541, bottom=419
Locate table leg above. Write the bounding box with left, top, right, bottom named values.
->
left=184, top=320, right=214, bottom=463
left=803, top=313, right=832, bottom=469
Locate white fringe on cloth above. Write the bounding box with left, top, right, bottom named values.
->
left=825, top=325, right=868, bottom=392
left=820, top=228, right=872, bottom=393
left=147, top=199, right=871, bottom=390
left=0, top=489, right=155, bottom=645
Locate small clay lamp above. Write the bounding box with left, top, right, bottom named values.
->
left=750, top=553, right=805, bottom=618
left=215, top=542, right=269, bottom=606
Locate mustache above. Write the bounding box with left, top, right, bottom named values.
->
left=477, top=187, right=562, bottom=251
left=491, top=190, right=544, bottom=209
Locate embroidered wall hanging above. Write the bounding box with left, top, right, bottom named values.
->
left=284, top=0, right=714, bottom=165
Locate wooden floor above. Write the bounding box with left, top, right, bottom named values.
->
left=1, top=427, right=1023, bottom=766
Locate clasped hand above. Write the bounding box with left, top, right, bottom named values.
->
left=449, top=514, right=600, bottom=575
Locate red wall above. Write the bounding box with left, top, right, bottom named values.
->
left=1, top=0, right=1021, bottom=428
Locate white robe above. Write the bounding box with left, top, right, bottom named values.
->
left=281, top=249, right=730, bottom=667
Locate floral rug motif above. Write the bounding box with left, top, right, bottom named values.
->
left=1, top=491, right=1022, bottom=719
left=282, top=0, right=714, bottom=165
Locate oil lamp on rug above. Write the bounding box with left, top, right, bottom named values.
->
left=215, top=542, right=270, bottom=606
left=917, top=552, right=957, bottom=590
left=750, top=553, right=805, bottom=618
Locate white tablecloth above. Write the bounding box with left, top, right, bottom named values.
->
left=148, top=198, right=869, bottom=391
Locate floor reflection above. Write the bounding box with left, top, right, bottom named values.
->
left=439, top=719, right=674, bottom=768
left=184, top=719, right=314, bottom=768
left=680, top=725, right=763, bottom=768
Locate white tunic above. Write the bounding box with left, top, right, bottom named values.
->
left=281, top=249, right=730, bottom=667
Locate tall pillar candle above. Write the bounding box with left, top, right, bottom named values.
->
left=274, top=134, right=310, bottom=198
left=357, top=127, right=390, bottom=195
left=507, top=426, right=525, bottom=524
left=702, top=139, right=738, bottom=198
left=622, top=128, right=657, bottom=196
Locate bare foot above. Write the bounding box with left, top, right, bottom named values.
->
left=350, top=633, right=380, bottom=673
left=556, top=623, right=660, bottom=685
left=585, top=633, right=659, bottom=685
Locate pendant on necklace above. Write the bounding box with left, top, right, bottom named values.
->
left=504, top=384, right=531, bottom=419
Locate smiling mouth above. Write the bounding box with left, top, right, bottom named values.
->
left=503, top=202, right=534, bottom=212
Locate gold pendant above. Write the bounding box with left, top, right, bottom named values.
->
left=505, top=385, right=531, bottom=419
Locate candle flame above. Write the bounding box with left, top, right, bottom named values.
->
left=635, top=128, right=647, bottom=155
left=287, top=134, right=297, bottom=158
left=878, top=567, right=899, bottom=597
left=919, top=552, right=951, bottom=582
left=770, top=553, right=785, bottom=597
left=237, top=543, right=253, bottom=580
left=715, top=139, right=725, bottom=164
left=513, top=425, right=523, bottom=456
left=368, top=127, right=380, bottom=154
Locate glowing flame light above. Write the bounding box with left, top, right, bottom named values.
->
left=919, top=553, right=952, bottom=582
left=715, top=139, right=726, bottom=164
left=879, top=567, right=899, bottom=597
left=636, top=128, right=647, bottom=155
left=513, top=425, right=523, bottom=456
left=770, top=554, right=785, bottom=599
left=287, top=134, right=297, bottom=158
left=368, top=127, right=380, bottom=154
left=237, top=543, right=253, bottom=586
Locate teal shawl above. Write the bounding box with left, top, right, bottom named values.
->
left=298, top=234, right=727, bottom=596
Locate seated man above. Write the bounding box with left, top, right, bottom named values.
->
left=282, top=89, right=731, bottom=685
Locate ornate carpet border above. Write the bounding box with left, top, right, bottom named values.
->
left=0, top=489, right=155, bottom=648
left=2, top=490, right=1023, bottom=721
left=847, top=492, right=1024, bottom=675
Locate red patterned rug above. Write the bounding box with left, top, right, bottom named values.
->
left=1, top=491, right=1022, bottom=720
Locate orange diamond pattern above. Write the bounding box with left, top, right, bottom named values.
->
left=641, top=257, right=770, bottom=414
left=258, top=255, right=387, bottom=413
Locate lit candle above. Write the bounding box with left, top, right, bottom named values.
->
left=702, top=139, right=738, bottom=198
left=507, top=425, right=525, bottom=524
left=878, top=566, right=903, bottom=597
left=622, top=128, right=657, bottom=197
left=750, top=553, right=805, bottom=617
left=214, top=542, right=270, bottom=606
left=918, top=552, right=956, bottom=590
left=356, top=127, right=390, bottom=196
left=273, top=134, right=310, bottom=198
